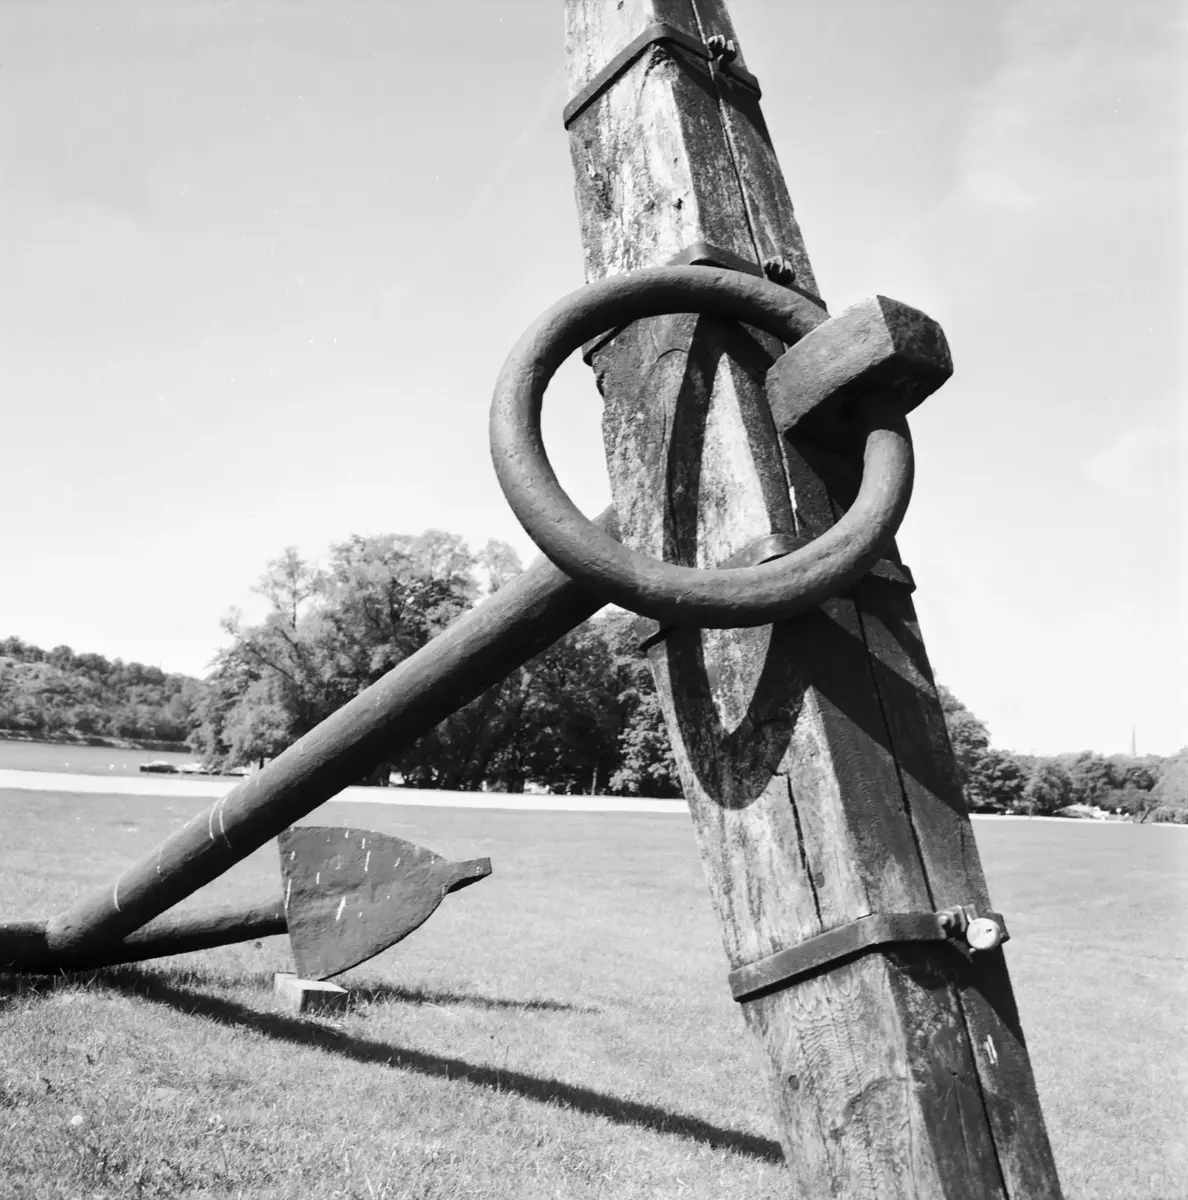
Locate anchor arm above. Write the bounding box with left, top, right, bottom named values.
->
left=38, top=517, right=614, bottom=958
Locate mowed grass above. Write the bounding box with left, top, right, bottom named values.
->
left=0, top=791, right=1184, bottom=1200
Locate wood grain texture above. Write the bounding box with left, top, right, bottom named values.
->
left=566, top=1, right=1061, bottom=1195
left=848, top=556, right=1064, bottom=1196
left=673, top=0, right=821, bottom=299
left=814, top=422, right=1063, bottom=1196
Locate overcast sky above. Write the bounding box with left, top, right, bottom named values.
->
left=1, top=1, right=1183, bottom=756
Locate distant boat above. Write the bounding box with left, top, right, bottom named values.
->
left=138, top=761, right=179, bottom=775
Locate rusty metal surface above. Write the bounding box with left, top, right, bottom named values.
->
left=728, top=909, right=1011, bottom=1003
left=766, top=293, right=953, bottom=447
left=279, top=826, right=491, bottom=980
left=632, top=535, right=916, bottom=651
left=0, top=900, right=287, bottom=973
left=39, top=518, right=614, bottom=957
left=490, top=265, right=924, bottom=627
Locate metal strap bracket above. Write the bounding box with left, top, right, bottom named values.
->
left=563, top=23, right=761, bottom=130
left=728, top=907, right=1009, bottom=1003
left=582, top=242, right=825, bottom=365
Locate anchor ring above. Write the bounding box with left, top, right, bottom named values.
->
left=489, top=266, right=914, bottom=627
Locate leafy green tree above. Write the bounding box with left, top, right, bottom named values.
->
left=1061, top=751, right=1113, bottom=807
left=967, top=748, right=1028, bottom=811
left=193, top=532, right=686, bottom=795
left=0, top=637, right=197, bottom=745
left=222, top=681, right=293, bottom=768
left=193, top=534, right=491, bottom=775
left=511, top=619, right=623, bottom=795
left=936, top=685, right=992, bottom=807
left=188, top=657, right=255, bottom=766
left=1120, top=763, right=1158, bottom=791
left=1022, top=759, right=1074, bottom=815
left=1108, top=786, right=1160, bottom=823
left=1152, top=748, right=1188, bottom=816
left=605, top=613, right=681, bottom=799
left=397, top=616, right=625, bottom=795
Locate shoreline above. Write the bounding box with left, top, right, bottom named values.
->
left=0, top=730, right=190, bottom=754
left=0, top=767, right=1178, bottom=822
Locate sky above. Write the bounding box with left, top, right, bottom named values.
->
left=1, top=0, right=1183, bottom=756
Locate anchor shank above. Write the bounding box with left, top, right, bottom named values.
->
left=42, top=523, right=612, bottom=956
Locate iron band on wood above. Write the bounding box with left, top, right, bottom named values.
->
left=728, top=909, right=1010, bottom=1003
left=669, top=243, right=824, bottom=307
left=562, top=22, right=760, bottom=130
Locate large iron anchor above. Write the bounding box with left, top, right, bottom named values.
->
left=0, top=266, right=951, bottom=978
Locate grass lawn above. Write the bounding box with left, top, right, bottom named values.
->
left=0, top=789, right=1184, bottom=1199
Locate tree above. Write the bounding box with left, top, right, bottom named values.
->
left=475, top=539, right=523, bottom=595
left=1022, top=759, right=1074, bottom=815
left=1109, top=786, right=1160, bottom=823
left=187, top=655, right=257, bottom=766
left=222, top=681, right=293, bottom=768
left=1120, top=763, right=1157, bottom=792
left=936, top=685, right=992, bottom=808
left=967, top=748, right=1028, bottom=812
left=396, top=616, right=625, bottom=795
left=1152, top=748, right=1188, bottom=817
left=511, top=619, right=623, bottom=795
left=192, top=534, right=491, bottom=775
left=605, top=612, right=681, bottom=799
left=1062, top=751, right=1113, bottom=808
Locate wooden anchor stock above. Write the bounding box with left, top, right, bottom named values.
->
left=563, top=1, right=1063, bottom=1196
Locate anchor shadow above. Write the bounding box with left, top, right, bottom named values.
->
left=0, top=965, right=594, bottom=1017
left=346, top=979, right=599, bottom=1014
left=2, top=965, right=785, bottom=1165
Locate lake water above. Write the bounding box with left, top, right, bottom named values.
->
left=0, top=740, right=230, bottom=778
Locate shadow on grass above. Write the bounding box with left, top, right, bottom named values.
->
left=347, top=980, right=599, bottom=1014
left=5, top=966, right=783, bottom=1165
left=0, top=967, right=596, bottom=1016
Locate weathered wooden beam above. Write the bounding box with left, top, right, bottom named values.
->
left=564, top=2, right=1062, bottom=1196
left=39, top=526, right=614, bottom=956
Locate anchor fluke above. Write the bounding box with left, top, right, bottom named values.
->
left=278, top=826, right=491, bottom=980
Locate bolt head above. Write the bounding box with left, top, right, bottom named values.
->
left=966, top=917, right=1003, bottom=952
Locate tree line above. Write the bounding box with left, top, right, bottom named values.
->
left=0, top=637, right=198, bottom=744
left=3, top=530, right=1185, bottom=819
left=937, top=687, right=1185, bottom=822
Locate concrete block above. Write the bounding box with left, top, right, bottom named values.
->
left=273, top=971, right=349, bottom=1016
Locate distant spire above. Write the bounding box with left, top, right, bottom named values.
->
left=1131, top=725, right=1137, bottom=757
